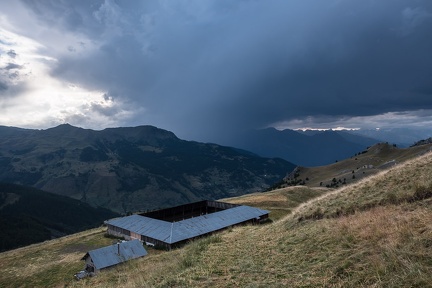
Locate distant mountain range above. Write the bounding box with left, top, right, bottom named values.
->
left=223, top=128, right=378, bottom=167
left=0, top=124, right=295, bottom=214
left=222, top=127, right=432, bottom=167
left=349, top=127, right=432, bottom=147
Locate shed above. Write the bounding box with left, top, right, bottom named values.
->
left=81, top=239, right=147, bottom=274
left=105, top=200, right=269, bottom=249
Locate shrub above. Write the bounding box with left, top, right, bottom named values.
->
left=409, top=184, right=432, bottom=202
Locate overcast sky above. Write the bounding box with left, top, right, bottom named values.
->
left=1, top=0, right=432, bottom=142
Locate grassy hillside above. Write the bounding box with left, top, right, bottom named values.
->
left=1, top=150, right=432, bottom=287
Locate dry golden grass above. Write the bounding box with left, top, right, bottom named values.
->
left=0, top=227, right=113, bottom=288
left=2, top=151, right=432, bottom=287
left=292, top=150, right=432, bottom=221
left=223, top=186, right=328, bottom=221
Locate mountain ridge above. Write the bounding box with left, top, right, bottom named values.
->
left=0, top=124, right=295, bottom=213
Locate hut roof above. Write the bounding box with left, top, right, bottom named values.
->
left=83, top=239, right=147, bottom=270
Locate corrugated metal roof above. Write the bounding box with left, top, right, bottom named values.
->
left=106, top=205, right=269, bottom=245
left=86, top=239, right=147, bottom=270
left=171, top=206, right=268, bottom=243
left=107, top=214, right=173, bottom=242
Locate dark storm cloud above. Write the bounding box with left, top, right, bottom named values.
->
left=10, top=0, right=432, bottom=140
left=88, top=101, right=120, bottom=117
left=4, top=63, right=23, bottom=70
left=0, top=81, right=7, bottom=91
left=6, top=50, right=17, bottom=58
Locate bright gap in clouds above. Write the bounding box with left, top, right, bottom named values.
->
left=293, top=127, right=361, bottom=132
left=272, top=110, right=432, bottom=132
left=0, top=27, right=132, bottom=130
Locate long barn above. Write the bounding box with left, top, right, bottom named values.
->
left=105, top=200, right=269, bottom=249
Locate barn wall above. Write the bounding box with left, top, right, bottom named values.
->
left=141, top=235, right=171, bottom=249
left=130, top=232, right=140, bottom=240
left=107, top=224, right=131, bottom=240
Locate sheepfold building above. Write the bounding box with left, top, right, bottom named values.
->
left=105, top=200, right=269, bottom=249
left=81, top=239, right=148, bottom=274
